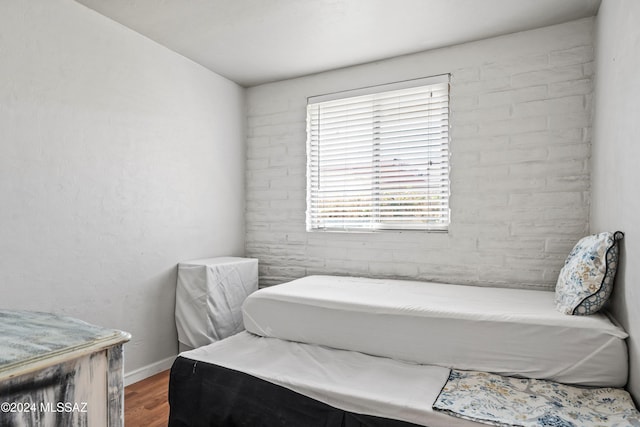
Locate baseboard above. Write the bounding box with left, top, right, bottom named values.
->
left=124, top=355, right=176, bottom=386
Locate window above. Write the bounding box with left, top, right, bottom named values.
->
left=306, top=75, right=450, bottom=232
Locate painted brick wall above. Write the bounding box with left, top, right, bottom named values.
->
left=246, top=18, right=594, bottom=289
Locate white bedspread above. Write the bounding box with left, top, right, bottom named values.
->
left=180, top=332, right=486, bottom=427
left=243, top=275, right=628, bottom=386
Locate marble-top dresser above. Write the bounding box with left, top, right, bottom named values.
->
left=0, top=310, right=130, bottom=427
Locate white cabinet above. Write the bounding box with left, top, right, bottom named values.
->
left=175, top=257, right=258, bottom=351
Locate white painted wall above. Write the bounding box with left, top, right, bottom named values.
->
left=0, top=0, right=245, bottom=375
left=592, top=0, right=640, bottom=403
left=246, top=19, right=594, bottom=289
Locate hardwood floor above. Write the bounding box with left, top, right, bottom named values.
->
left=125, top=370, right=170, bottom=427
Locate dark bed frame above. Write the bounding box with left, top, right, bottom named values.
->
left=168, top=355, right=424, bottom=427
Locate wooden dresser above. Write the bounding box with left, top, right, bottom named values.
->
left=0, top=310, right=130, bottom=426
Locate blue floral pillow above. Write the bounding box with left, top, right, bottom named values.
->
left=555, top=231, right=624, bottom=315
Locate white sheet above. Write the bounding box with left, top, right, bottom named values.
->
left=181, top=331, right=486, bottom=427
left=175, top=257, right=258, bottom=348
left=243, top=275, right=628, bottom=386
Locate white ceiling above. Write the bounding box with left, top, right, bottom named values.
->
left=75, top=0, right=601, bottom=87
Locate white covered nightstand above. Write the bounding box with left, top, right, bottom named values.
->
left=175, top=257, right=258, bottom=352
left=0, top=310, right=130, bottom=427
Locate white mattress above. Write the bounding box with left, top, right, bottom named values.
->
left=243, top=275, right=629, bottom=387
left=181, top=331, right=486, bottom=427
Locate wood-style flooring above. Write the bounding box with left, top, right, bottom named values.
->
left=125, top=370, right=170, bottom=427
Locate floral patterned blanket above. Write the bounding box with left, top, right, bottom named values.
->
left=433, top=370, right=640, bottom=427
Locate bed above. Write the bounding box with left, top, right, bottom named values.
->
left=168, top=275, right=630, bottom=427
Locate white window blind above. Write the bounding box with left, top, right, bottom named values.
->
left=306, top=75, right=450, bottom=232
